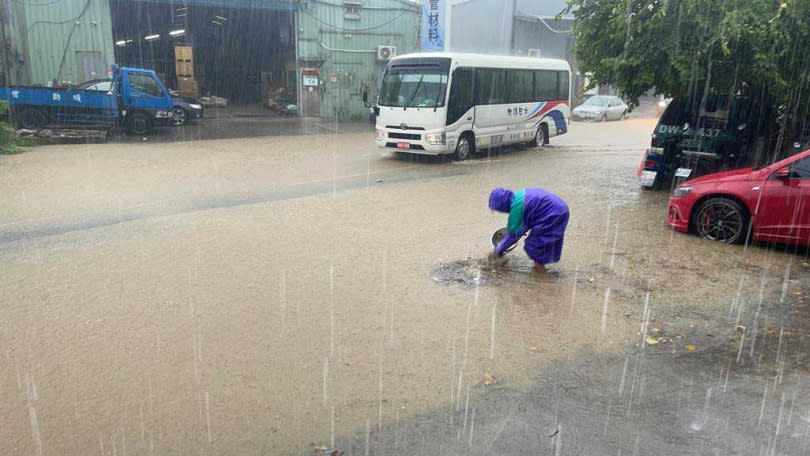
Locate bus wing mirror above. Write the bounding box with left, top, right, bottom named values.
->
left=373, top=106, right=380, bottom=116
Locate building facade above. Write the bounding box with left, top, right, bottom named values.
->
left=1, top=0, right=116, bottom=86
left=1, top=0, right=420, bottom=120
left=297, top=0, right=421, bottom=119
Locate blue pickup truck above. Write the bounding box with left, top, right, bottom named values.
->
left=0, top=65, right=173, bottom=135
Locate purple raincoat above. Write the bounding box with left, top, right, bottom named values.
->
left=489, top=187, right=570, bottom=264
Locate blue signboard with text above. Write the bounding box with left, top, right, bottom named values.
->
left=422, top=0, right=445, bottom=51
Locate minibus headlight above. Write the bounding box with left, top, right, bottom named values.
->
left=425, top=133, right=446, bottom=145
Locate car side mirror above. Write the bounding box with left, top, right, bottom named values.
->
left=775, top=166, right=791, bottom=183
left=373, top=106, right=380, bottom=116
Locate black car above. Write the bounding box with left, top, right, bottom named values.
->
left=75, top=79, right=203, bottom=126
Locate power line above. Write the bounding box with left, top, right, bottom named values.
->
left=25, top=0, right=91, bottom=34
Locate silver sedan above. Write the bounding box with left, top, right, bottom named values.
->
left=572, top=95, right=628, bottom=122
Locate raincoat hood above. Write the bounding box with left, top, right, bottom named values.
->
left=489, top=188, right=514, bottom=213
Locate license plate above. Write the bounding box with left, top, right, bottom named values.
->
left=397, top=142, right=410, bottom=150
left=675, top=168, right=692, bottom=178
left=639, top=170, right=657, bottom=187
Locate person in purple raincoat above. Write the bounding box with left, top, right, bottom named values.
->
left=489, top=187, right=570, bottom=273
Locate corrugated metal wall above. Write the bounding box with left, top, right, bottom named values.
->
left=297, top=0, right=420, bottom=119
left=3, top=0, right=114, bottom=85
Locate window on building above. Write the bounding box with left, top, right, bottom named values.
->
left=475, top=69, right=507, bottom=105
left=507, top=70, right=534, bottom=103
left=344, top=1, right=362, bottom=20
left=534, top=70, right=557, bottom=100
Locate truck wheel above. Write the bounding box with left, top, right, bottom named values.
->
left=17, top=109, right=46, bottom=130
left=127, top=113, right=152, bottom=136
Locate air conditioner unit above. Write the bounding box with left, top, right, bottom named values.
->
left=527, top=49, right=542, bottom=58
left=377, top=45, right=397, bottom=61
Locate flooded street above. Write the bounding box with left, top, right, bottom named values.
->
left=2, top=118, right=810, bottom=455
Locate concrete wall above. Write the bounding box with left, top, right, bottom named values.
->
left=297, top=0, right=421, bottom=119
left=448, top=0, right=515, bottom=54
left=516, top=0, right=570, bottom=18
left=512, top=17, right=572, bottom=61
left=1, top=0, right=115, bottom=86
left=447, top=0, right=571, bottom=56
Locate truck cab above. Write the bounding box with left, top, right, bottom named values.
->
left=115, top=66, right=174, bottom=134
left=638, top=86, right=776, bottom=190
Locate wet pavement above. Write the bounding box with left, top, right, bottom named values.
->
left=2, top=116, right=810, bottom=455
left=113, top=110, right=373, bottom=144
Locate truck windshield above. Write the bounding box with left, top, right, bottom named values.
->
left=378, top=70, right=448, bottom=108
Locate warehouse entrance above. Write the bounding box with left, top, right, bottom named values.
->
left=110, top=0, right=298, bottom=115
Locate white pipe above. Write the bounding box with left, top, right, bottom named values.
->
left=319, top=41, right=377, bottom=53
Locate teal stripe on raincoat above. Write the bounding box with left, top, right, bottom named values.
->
left=507, top=189, right=525, bottom=234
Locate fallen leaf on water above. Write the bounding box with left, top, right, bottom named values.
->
left=645, top=336, right=659, bottom=345
left=685, top=344, right=697, bottom=351
left=483, top=373, right=499, bottom=386
left=312, top=446, right=328, bottom=451
left=689, top=321, right=697, bottom=328
left=766, top=329, right=777, bottom=335
left=736, top=325, right=746, bottom=332
left=794, top=291, right=802, bottom=296
left=588, top=277, right=595, bottom=282
left=670, top=350, right=677, bottom=355
left=675, top=334, right=685, bottom=339
left=530, top=347, right=539, bottom=352
left=652, top=328, right=661, bottom=334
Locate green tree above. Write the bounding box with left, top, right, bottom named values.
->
left=564, top=0, right=810, bottom=111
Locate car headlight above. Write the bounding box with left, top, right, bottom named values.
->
left=189, top=104, right=202, bottom=110
left=672, top=186, right=693, bottom=198
left=425, top=132, right=446, bottom=145
left=376, top=129, right=386, bottom=141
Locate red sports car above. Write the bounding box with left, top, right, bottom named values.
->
left=668, top=149, right=810, bottom=245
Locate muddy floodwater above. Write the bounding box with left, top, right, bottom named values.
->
left=1, top=118, right=809, bottom=455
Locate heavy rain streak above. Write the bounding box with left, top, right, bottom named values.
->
left=2, top=0, right=810, bottom=455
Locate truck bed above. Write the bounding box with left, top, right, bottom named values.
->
left=0, top=86, right=117, bottom=126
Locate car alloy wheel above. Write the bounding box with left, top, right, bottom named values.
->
left=695, top=198, right=746, bottom=244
